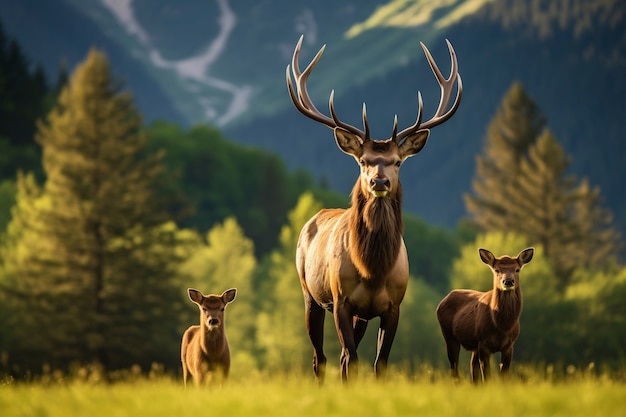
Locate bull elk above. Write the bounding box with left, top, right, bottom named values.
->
left=287, top=35, right=462, bottom=382
left=181, top=288, right=236, bottom=387
left=436, top=248, right=534, bottom=383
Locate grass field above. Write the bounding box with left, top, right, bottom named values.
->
left=1, top=365, right=624, bottom=417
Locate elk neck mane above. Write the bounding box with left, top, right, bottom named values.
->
left=348, top=179, right=403, bottom=281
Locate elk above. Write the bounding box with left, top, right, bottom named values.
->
left=287, top=35, right=462, bottom=382
left=436, top=248, right=534, bottom=383
left=181, top=288, right=236, bottom=387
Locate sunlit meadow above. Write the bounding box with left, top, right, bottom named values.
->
left=1, top=362, right=624, bottom=417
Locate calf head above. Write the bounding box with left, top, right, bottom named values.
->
left=479, top=248, right=534, bottom=291
left=188, top=288, right=237, bottom=330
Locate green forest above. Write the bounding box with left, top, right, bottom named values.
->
left=0, top=23, right=624, bottom=382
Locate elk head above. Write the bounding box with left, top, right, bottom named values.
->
left=188, top=288, right=237, bottom=330
left=286, top=35, right=462, bottom=199
left=479, top=248, right=534, bottom=292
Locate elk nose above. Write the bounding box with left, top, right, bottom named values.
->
left=371, top=177, right=390, bottom=190
left=208, top=318, right=220, bottom=326
left=502, top=279, right=515, bottom=288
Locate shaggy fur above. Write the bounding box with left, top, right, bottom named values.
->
left=349, top=180, right=403, bottom=282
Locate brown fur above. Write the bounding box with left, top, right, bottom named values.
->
left=288, top=36, right=462, bottom=384
left=296, top=129, right=431, bottom=383
left=349, top=180, right=404, bottom=281
left=436, top=248, right=533, bottom=383
left=181, top=288, right=236, bottom=387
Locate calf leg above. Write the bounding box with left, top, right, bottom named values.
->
left=440, top=326, right=461, bottom=379
left=470, top=351, right=480, bottom=383
left=477, top=347, right=491, bottom=383
left=500, top=345, right=514, bottom=377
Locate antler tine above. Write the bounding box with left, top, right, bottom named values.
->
left=396, top=39, right=462, bottom=142
left=286, top=35, right=367, bottom=140
left=329, top=91, right=369, bottom=141
left=393, top=91, right=424, bottom=143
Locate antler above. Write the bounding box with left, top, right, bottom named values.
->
left=395, top=40, right=462, bottom=143
left=286, top=35, right=370, bottom=142
left=286, top=36, right=462, bottom=144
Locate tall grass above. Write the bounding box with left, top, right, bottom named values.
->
left=1, top=364, right=624, bottom=417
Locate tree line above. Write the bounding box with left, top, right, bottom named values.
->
left=0, top=28, right=624, bottom=379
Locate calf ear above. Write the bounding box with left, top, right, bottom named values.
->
left=518, top=247, right=534, bottom=265
left=188, top=288, right=204, bottom=304
left=222, top=288, right=237, bottom=304
left=478, top=248, right=495, bottom=266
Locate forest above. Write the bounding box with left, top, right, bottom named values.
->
left=0, top=20, right=624, bottom=382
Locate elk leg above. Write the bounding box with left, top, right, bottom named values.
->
left=470, top=351, right=480, bottom=383
left=373, top=305, right=400, bottom=379
left=305, top=295, right=327, bottom=383
left=443, top=335, right=461, bottom=379
left=477, top=347, right=491, bottom=382
left=353, top=317, right=368, bottom=349
left=335, top=299, right=358, bottom=382
left=500, top=345, right=514, bottom=377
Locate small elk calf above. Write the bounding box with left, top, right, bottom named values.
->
left=181, top=288, right=236, bottom=387
left=436, top=248, right=534, bottom=383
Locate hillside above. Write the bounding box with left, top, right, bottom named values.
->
left=1, top=0, right=624, bottom=237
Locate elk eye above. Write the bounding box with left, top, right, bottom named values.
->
left=359, top=159, right=365, bottom=166
left=494, top=269, right=500, bottom=273
left=220, top=307, right=225, bottom=312
left=516, top=269, right=520, bottom=273
left=395, top=161, right=401, bottom=167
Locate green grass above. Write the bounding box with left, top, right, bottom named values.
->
left=1, top=366, right=624, bottom=417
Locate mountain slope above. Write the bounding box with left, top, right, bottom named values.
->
left=1, top=0, right=624, bottom=239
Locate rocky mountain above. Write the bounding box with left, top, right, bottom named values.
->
left=1, top=0, right=624, bottom=236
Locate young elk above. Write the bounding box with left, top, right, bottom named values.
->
left=288, top=35, right=462, bottom=382
left=436, top=248, right=534, bottom=383
left=181, top=288, right=236, bottom=387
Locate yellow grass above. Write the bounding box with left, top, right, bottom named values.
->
left=1, top=366, right=624, bottom=417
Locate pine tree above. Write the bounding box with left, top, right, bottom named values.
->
left=2, top=49, right=187, bottom=371
left=464, top=82, right=621, bottom=286
left=464, top=82, right=545, bottom=232
left=515, top=130, right=621, bottom=284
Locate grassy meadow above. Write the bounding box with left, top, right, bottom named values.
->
left=1, top=364, right=624, bottom=417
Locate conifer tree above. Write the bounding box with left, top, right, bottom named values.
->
left=515, top=130, right=621, bottom=284
left=465, top=82, right=621, bottom=287
left=464, top=82, right=545, bottom=231
left=2, top=49, right=187, bottom=371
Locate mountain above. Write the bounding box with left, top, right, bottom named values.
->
left=1, top=0, right=624, bottom=238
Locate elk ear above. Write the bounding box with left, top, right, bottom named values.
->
left=398, top=129, right=429, bottom=160
left=518, top=247, right=534, bottom=265
left=478, top=248, right=495, bottom=266
left=188, top=288, right=204, bottom=304
left=334, top=127, right=363, bottom=158
left=222, top=288, right=237, bottom=304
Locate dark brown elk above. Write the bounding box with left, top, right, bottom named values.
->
left=181, top=288, right=236, bottom=387
left=287, top=35, right=462, bottom=382
left=436, top=248, right=534, bottom=383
